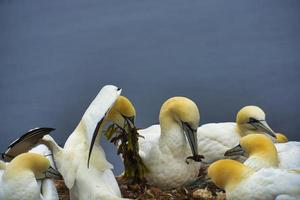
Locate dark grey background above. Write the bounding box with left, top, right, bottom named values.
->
left=1, top=0, right=299, bottom=174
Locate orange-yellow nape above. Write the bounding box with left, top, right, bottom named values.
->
left=4, top=153, right=50, bottom=178
left=159, top=96, right=200, bottom=130
left=106, top=95, right=136, bottom=126
left=208, top=159, right=253, bottom=190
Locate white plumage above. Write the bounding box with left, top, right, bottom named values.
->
left=137, top=97, right=201, bottom=189
left=275, top=142, right=300, bottom=169
left=196, top=106, right=277, bottom=163
left=228, top=168, right=300, bottom=200
left=197, top=122, right=241, bottom=163
left=29, top=144, right=59, bottom=200
left=0, top=153, right=55, bottom=200
left=139, top=125, right=201, bottom=189
left=40, top=85, right=127, bottom=200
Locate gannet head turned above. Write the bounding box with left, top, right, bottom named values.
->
left=87, top=95, right=136, bottom=167
left=225, top=134, right=279, bottom=168
left=159, top=97, right=200, bottom=158
left=208, top=159, right=253, bottom=191
left=106, top=95, right=136, bottom=127
left=236, top=105, right=276, bottom=138
left=4, top=153, right=50, bottom=179
left=275, top=133, right=288, bottom=143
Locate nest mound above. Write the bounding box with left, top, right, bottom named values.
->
left=54, top=167, right=226, bottom=200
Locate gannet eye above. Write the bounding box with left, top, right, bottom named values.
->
left=248, top=117, right=264, bottom=124
left=117, top=87, right=121, bottom=91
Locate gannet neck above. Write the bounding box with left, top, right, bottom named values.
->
left=159, top=120, right=187, bottom=152
left=208, top=159, right=254, bottom=191
left=0, top=160, right=6, bottom=170
left=41, top=135, right=63, bottom=156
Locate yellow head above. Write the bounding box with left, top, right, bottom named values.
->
left=236, top=105, right=276, bottom=138
left=208, top=159, right=253, bottom=191
left=241, top=134, right=278, bottom=166
left=159, top=96, right=200, bottom=130
left=106, top=95, right=136, bottom=126
left=159, top=97, right=200, bottom=157
left=4, top=153, right=50, bottom=179
left=275, top=133, right=288, bottom=143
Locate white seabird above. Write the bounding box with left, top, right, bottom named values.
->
left=197, top=105, right=277, bottom=163
left=39, top=85, right=131, bottom=200
left=208, top=159, right=300, bottom=200
left=0, top=153, right=59, bottom=200
left=225, top=134, right=300, bottom=170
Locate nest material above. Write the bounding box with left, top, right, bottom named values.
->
left=55, top=166, right=226, bottom=200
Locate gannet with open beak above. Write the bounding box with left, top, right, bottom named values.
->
left=137, top=97, right=202, bottom=189
left=2, top=128, right=59, bottom=200
left=208, top=159, right=300, bottom=200
left=0, top=153, right=60, bottom=200
left=39, top=85, right=132, bottom=200
left=225, top=134, right=300, bottom=170
left=197, top=105, right=277, bottom=163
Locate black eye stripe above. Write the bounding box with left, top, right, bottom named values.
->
left=182, top=122, right=197, bottom=132
left=248, top=117, right=265, bottom=123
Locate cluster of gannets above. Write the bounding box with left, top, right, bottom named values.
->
left=197, top=105, right=276, bottom=163
left=208, top=159, right=300, bottom=200
left=0, top=153, right=59, bottom=200
left=225, top=134, right=300, bottom=170
left=89, top=96, right=203, bottom=189
left=38, top=85, right=133, bottom=200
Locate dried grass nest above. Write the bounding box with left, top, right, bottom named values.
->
left=54, top=166, right=226, bottom=200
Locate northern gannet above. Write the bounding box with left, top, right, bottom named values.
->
left=137, top=97, right=202, bottom=189
left=89, top=96, right=202, bottom=189
left=197, top=105, right=276, bottom=163
left=208, top=159, right=300, bottom=200
left=2, top=128, right=59, bottom=200
left=39, top=85, right=131, bottom=200
left=225, top=134, right=300, bottom=170
left=0, top=153, right=60, bottom=200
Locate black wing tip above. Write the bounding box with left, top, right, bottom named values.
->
left=28, top=127, right=55, bottom=132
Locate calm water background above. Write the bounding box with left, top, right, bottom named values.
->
left=1, top=0, right=300, bottom=174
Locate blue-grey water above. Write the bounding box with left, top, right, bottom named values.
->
left=1, top=0, right=300, bottom=174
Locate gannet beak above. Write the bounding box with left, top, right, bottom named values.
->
left=87, top=117, right=106, bottom=168
left=224, top=144, right=245, bottom=157
left=250, top=119, right=276, bottom=138
left=45, top=166, right=62, bottom=179
left=121, top=115, right=135, bottom=129
left=182, top=122, right=198, bottom=157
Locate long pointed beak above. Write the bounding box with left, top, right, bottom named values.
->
left=224, top=144, right=245, bottom=157
left=251, top=120, right=276, bottom=138
left=183, top=122, right=198, bottom=157
left=45, top=166, right=62, bottom=179
left=87, top=117, right=105, bottom=168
